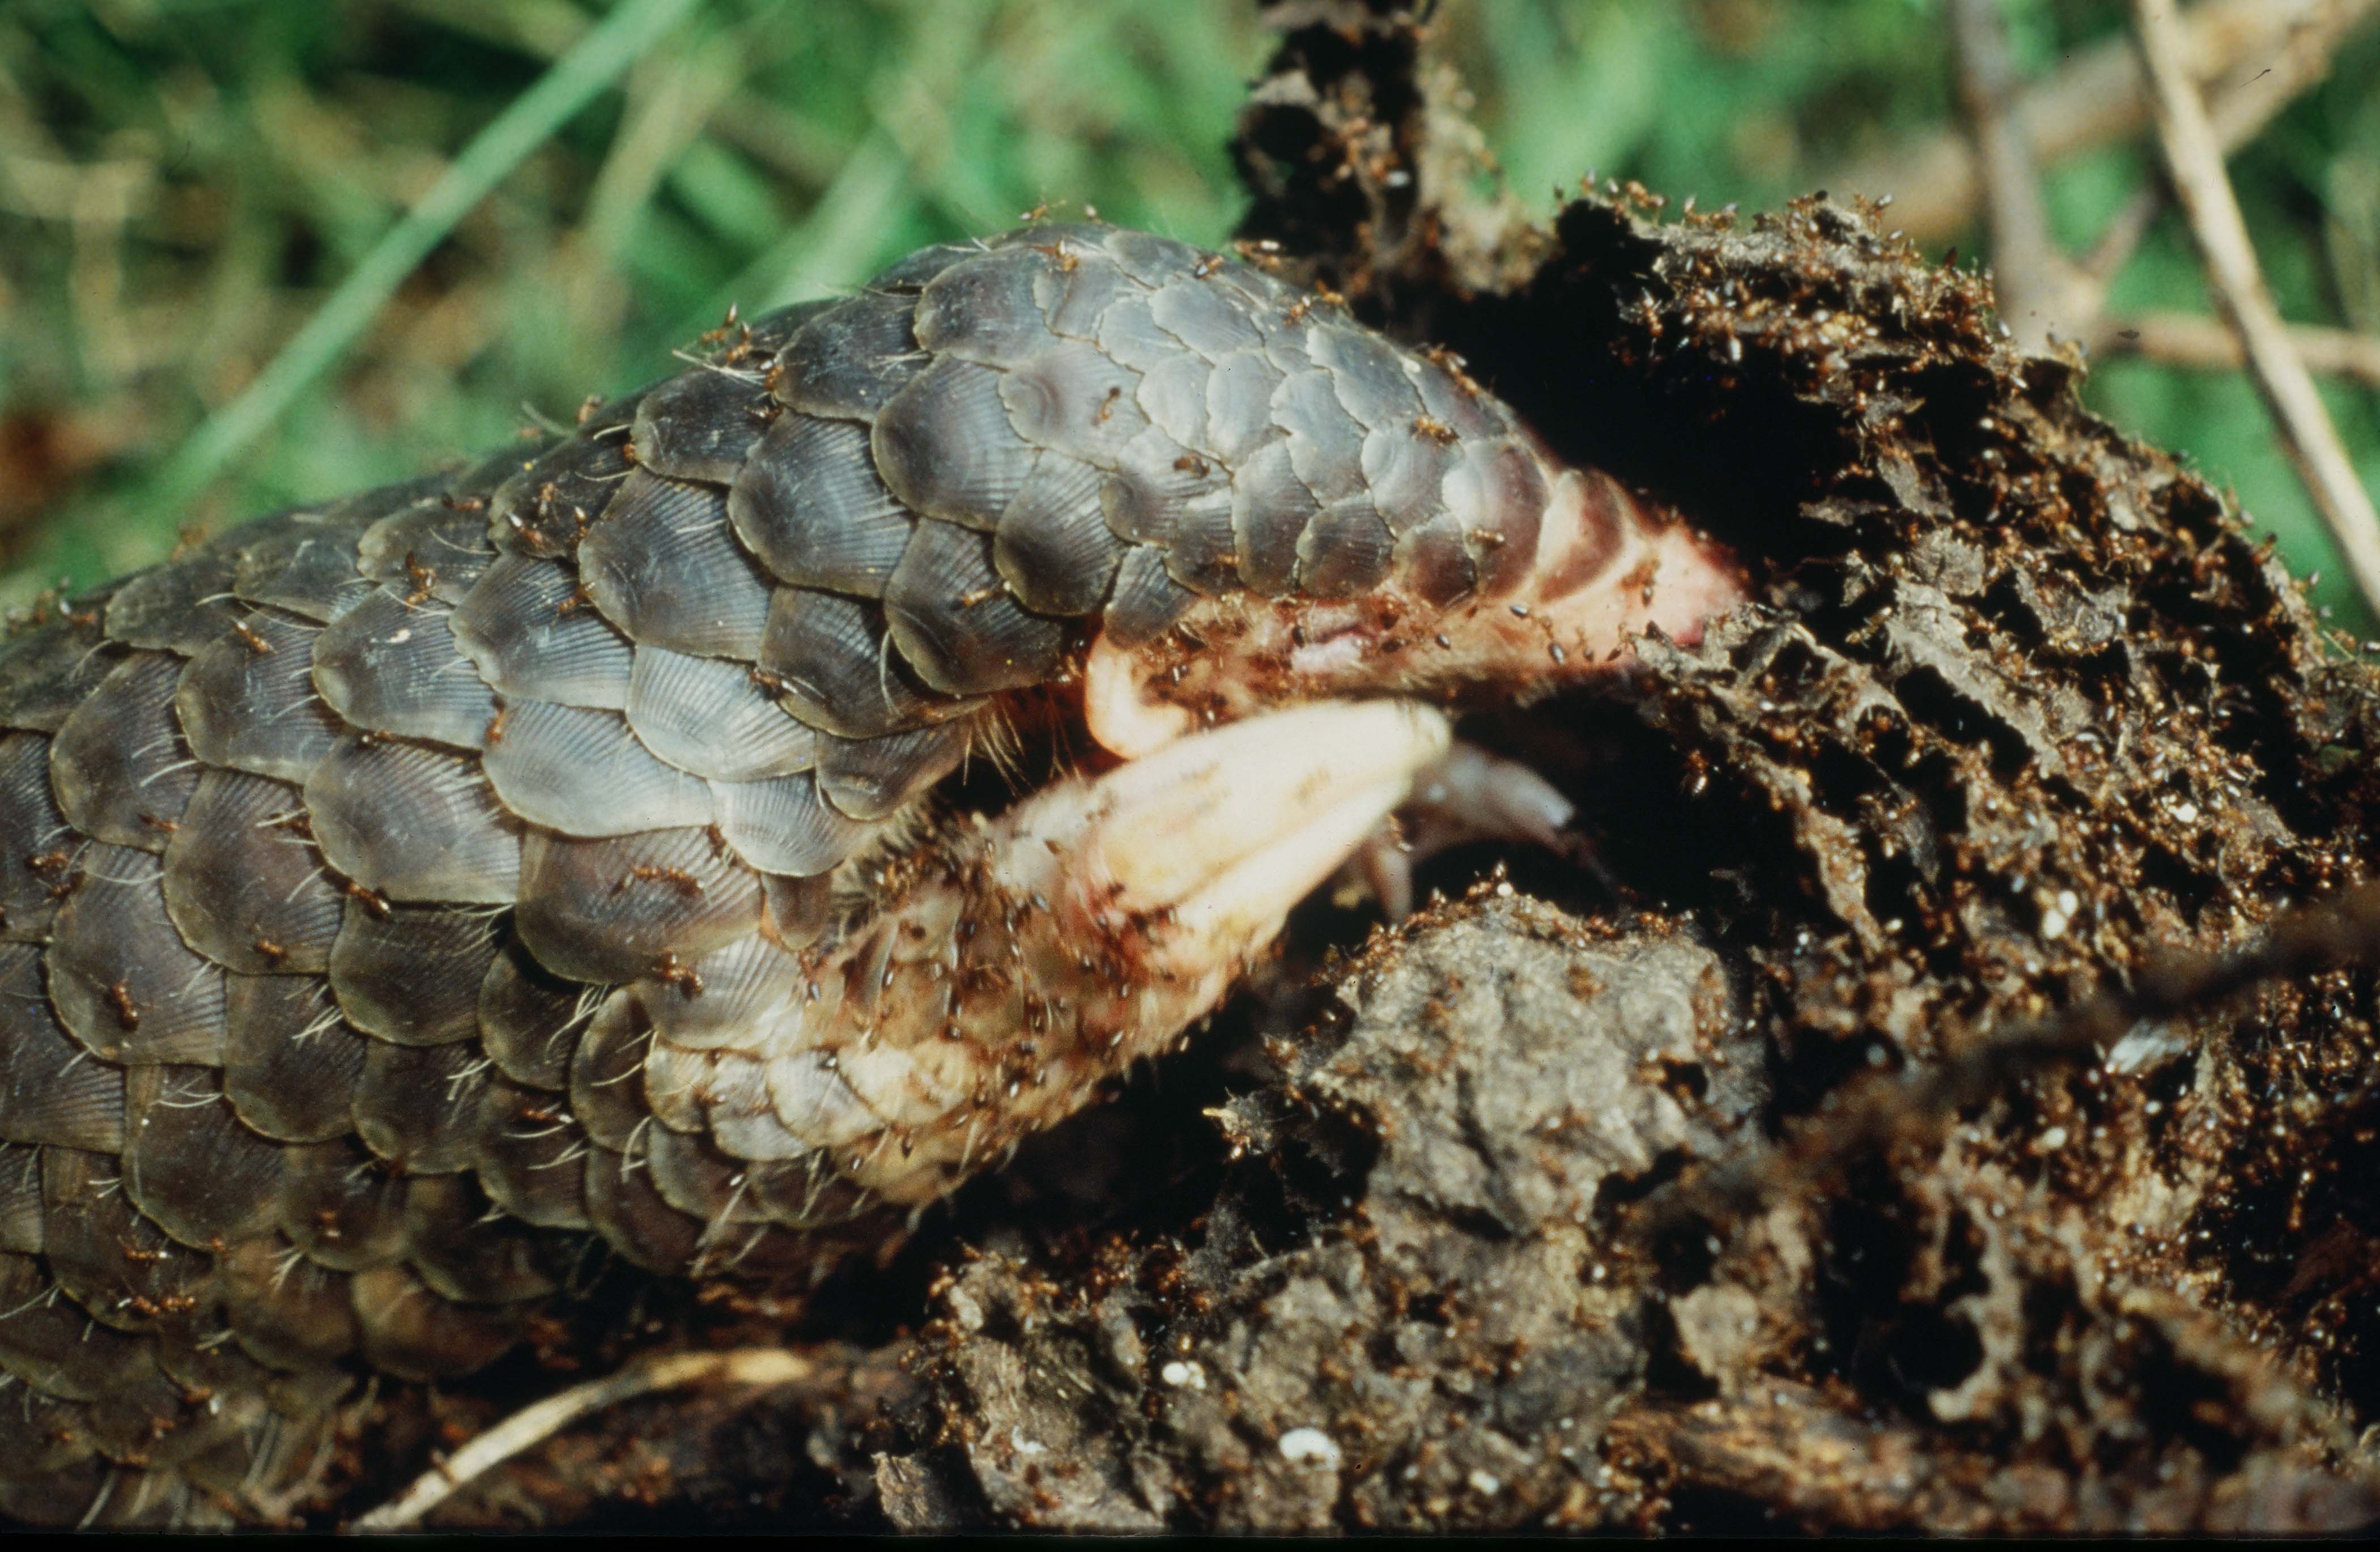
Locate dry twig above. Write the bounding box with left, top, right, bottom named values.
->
left=1949, top=0, right=2084, bottom=352
left=2101, top=309, right=2380, bottom=390
left=348, top=1347, right=820, bottom=1532
left=1832, top=0, right=2380, bottom=246
left=2131, top=0, right=2380, bottom=619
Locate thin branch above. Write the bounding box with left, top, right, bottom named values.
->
left=2102, top=310, right=2380, bottom=390
left=1949, top=0, right=2086, bottom=353
left=2081, top=0, right=2379, bottom=292
left=348, top=1346, right=820, bottom=1532
left=1831, top=0, right=2380, bottom=246
left=1638, top=881, right=2380, bottom=1241
left=2132, top=0, right=2380, bottom=619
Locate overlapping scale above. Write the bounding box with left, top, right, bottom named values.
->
left=1100, top=424, right=1226, bottom=546
left=759, top=586, right=959, bottom=738
left=1134, top=347, right=1214, bottom=453
left=1394, top=512, right=1481, bottom=609
left=120, top=1064, right=288, bottom=1249
left=1039, top=235, right=1138, bottom=339
left=994, top=452, right=1123, bottom=613
left=277, top=1137, right=407, bottom=1271
left=402, top=1173, right=564, bottom=1302
left=1228, top=439, right=1318, bottom=596
left=1095, top=291, right=1190, bottom=373
left=478, top=936, right=589, bottom=1090
left=350, top=1261, right=530, bottom=1383
left=862, top=240, right=979, bottom=295
left=1103, top=543, right=1198, bottom=645
left=355, top=494, right=498, bottom=604
left=480, top=698, right=713, bottom=837
left=46, top=847, right=228, bottom=1065
left=872, top=358, right=1038, bottom=528
left=310, top=584, right=498, bottom=749
left=176, top=608, right=347, bottom=781
left=771, top=291, right=925, bottom=420
left=488, top=406, right=638, bottom=558
left=160, top=768, right=345, bottom=974
left=630, top=364, right=773, bottom=484
left=626, top=648, right=818, bottom=782
left=0, top=732, right=77, bottom=942
left=566, top=992, right=651, bottom=1151
left=303, top=733, right=521, bottom=905
left=729, top=413, right=916, bottom=596
left=230, top=511, right=377, bottom=620
left=39, top=1141, right=205, bottom=1332
left=580, top=471, right=772, bottom=658
left=630, top=930, right=805, bottom=1049
left=1148, top=274, right=1266, bottom=359
left=883, top=520, right=1068, bottom=696
left=816, top=721, right=970, bottom=822
left=50, top=651, right=201, bottom=851
left=516, top=826, right=764, bottom=983
left=450, top=554, right=634, bottom=710
left=471, top=1077, right=590, bottom=1230
left=0, top=611, right=124, bottom=733
left=328, top=900, right=502, bottom=1046
left=998, top=338, right=1149, bottom=466
left=583, top=1142, right=699, bottom=1275
left=1297, top=498, right=1396, bottom=597
left=711, top=769, right=877, bottom=875
left=1308, top=320, right=1426, bottom=431
left=1440, top=436, right=1549, bottom=596
left=105, top=546, right=243, bottom=653
left=0, top=1247, right=152, bottom=1396
left=220, top=973, right=368, bottom=1143
left=352, top=1037, right=493, bottom=1175
left=913, top=246, right=1055, bottom=367
left=0, top=944, right=122, bottom=1150
left=1359, top=419, right=1457, bottom=534
left=216, top=1235, right=357, bottom=1365
left=1202, top=346, right=1284, bottom=465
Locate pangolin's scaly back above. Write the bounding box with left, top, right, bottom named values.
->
left=0, top=224, right=1721, bottom=1525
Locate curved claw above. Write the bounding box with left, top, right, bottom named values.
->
left=1339, top=739, right=1581, bottom=919
left=714, top=699, right=1452, bottom=1208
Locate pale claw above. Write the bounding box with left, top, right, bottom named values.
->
left=728, top=699, right=1453, bottom=1209
left=1338, top=739, right=1579, bottom=919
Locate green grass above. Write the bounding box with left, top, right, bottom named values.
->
left=3, top=0, right=2374, bottom=628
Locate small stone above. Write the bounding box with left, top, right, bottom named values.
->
left=1279, top=1427, right=1342, bottom=1469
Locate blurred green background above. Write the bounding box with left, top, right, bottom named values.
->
left=3, top=0, right=2375, bottom=625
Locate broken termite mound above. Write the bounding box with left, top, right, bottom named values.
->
left=828, top=190, right=2380, bottom=1533
left=418, top=1, right=2380, bottom=1531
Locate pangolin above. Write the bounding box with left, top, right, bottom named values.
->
left=0, top=223, right=1740, bottom=1525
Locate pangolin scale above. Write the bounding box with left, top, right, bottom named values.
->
left=0, top=223, right=1737, bottom=1524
